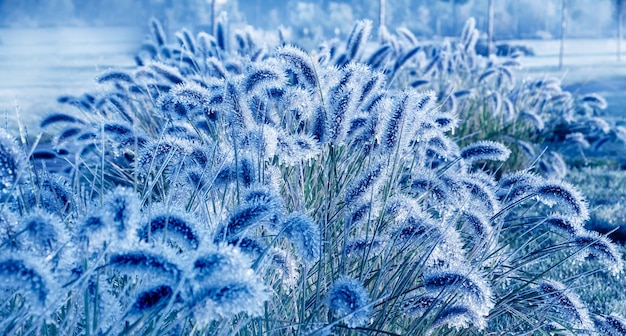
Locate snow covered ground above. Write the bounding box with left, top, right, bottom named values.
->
left=0, top=26, right=142, bottom=135
left=517, top=38, right=626, bottom=119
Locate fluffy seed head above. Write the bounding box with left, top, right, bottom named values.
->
left=535, top=180, right=589, bottom=222
left=594, top=314, right=626, bottom=336
left=0, top=129, right=25, bottom=193
left=282, top=213, right=320, bottom=265
left=573, top=230, right=623, bottom=274
left=537, top=279, right=592, bottom=330
left=0, top=256, right=52, bottom=309
left=344, top=163, right=383, bottom=204
left=185, top=244, right=270, bottom=322
left=544, top=214, right=582, bottom=237
left=108, top=249, right=181, bottom=283
left=460, top=140, right=511, bottom=163
left=327, top=276, right=372, bottom=328
left=18, top=210, right=68, bottom=256
left=276, top=45, right=319, bottom=89
left=423, top=269, right=492, bottom=315
left=103, top=186, right=141, bottom=242
left=130, top=284, right=173, bottom=314
left=138, top=208, right=201, bottom=251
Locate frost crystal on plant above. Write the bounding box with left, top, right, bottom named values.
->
left=138, top=208, right=201, bottom=251
left=573, top=231, right=623, bottom=274
left=281, top=213, right=320, bottom=265
left=535, top=180, right=589, bottom=222
left=185, top=244, right=269, bottom=322
left=17, top=210, right=68, bottom=256
left=460, top=140, right=511, bottom=163
left=537, top=279, right=592, bottom=331
left=423, top=270, right=492, bottom=315
left=430, top=304, right=486, bottom=331
left=0, top=255, right=52, bottom=309
left=0, top=129, right=24, bottom=193
left=327, top=276, right=371, bottom=328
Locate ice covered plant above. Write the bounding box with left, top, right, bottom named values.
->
left=370, top=17, right=623, bottom=174
left=0, top=128, right=25, bottom=194
left=2, top=15, right=624, bottom=336
left=326, top=276, right=372, bottom=329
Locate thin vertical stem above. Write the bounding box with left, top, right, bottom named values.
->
left=487, top=0, right=494, bottom=56
left=211, top=0, right=217, bottom=37
left=559, top=0, right=567, bottom=69
left=379, top=0, right=386, bottom=29
left=619, top=2, right=623, bottom=62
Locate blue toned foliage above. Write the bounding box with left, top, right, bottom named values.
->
left=327, top=276, right=371, bottom=328
left=0, top=129, right=25, bottom=193
left=1, top=13, right=624, bottom=336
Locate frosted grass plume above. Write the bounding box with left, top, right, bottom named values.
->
left=130, top=284, right=173, bottom=315
left=185, top=244, right=269, bottom=322
left=564, top=132, right=590, bottom=149
left=157, top=82, right=211, bottom=120
left=276, top=45, right=319, bottom=89
left=380, top=92, right=410, bottom=154
left=74, top=209, right=109, bottom=252
left=344, top=237, right=385, bottom=256
left=17, top=209, right=68, bottom=256
left=535, top=180, right=589, bottom=223
left=580, top=93, right=607, bottom=110
left=537, top=279, right=592, bottom=330
left=460, top=210, right=491, bottom=240
left=0, top=255, right=52, bottom=309
left=519, top=110, right=545, bottom=131
left=0, top=128, right=25, bottom=193
left=460, top=140, right=511, bottom=164
left=365, top=45, right=393, bottom=69
left=344, top=162, right=383, bottom=205
left=138, top=208, right=201, bottom=251
left=107, top=249, right=181, bottom=283
left=573, top=230, right=623, bottom=274
left=216, top=202, right=274, bottom=242
left=423, top=269, right=492, bottom=315
left=281, top=213, right=320, bottom=265
left=462, top=176, right=500, bottom=217
left=103, top=186, right=141, bottom=242
left=241, top=184, right=284, bottom=227
left=97, top=70, right=134, bottom=84
left=39, top=112, right=85, bottom=128
left=136, top=136, right=193, bottom=174
left=149, top=62, right=184, bottom=84
left=327, top=276, right=371, bottom=328
left=594, top=314, right=626, bottom=336
left=402, top=294, right=440, bottom=318
left=266, top=248, right=299, bottom=288
left=389, top=212, right=440, bottom=246
left=149, top=17, right=166, bottom=46
left=243, top=60, right=286, bottom=94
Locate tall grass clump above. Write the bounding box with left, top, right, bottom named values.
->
left=369, top=18, right=624, bottom=177
left=1, top=16, right=623, bottom=335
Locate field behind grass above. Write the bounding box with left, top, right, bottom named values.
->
left=0, top=26, right=142, bottom=133
left=2, top=29, right=626, bottom=129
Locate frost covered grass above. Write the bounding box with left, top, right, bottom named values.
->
left=0, top=16, right=625, bottom=335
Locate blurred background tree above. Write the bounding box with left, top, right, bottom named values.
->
left=0, top=0, right=619, bottom=42
left=614, top=0, right=626, bottom=60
